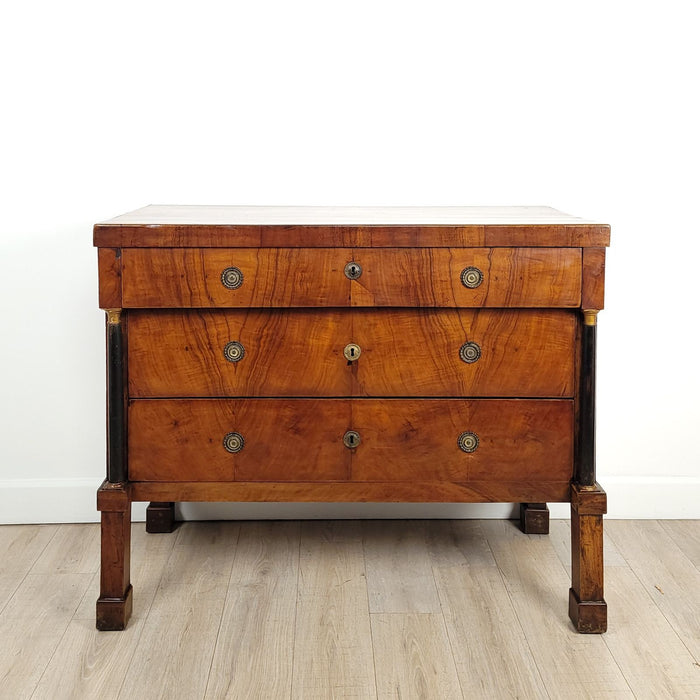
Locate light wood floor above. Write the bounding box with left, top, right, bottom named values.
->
left=1, top=519, right=699, bottom=699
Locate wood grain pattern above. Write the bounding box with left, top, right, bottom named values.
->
left=606, top=520, right=700, bottom=658
left=129, top=398, right=572, bottom=484
left=293, top=521, right=376, bottom=699
left=122, top=247, right=581, bottom=309
left=205, top=522, right=299, bottom=700
left=351, top=247, right=581, bottom=307
left=97, top=248, right=121, bottom=308
left=127, top=309, right=352, bottom=397
left=435, top=564, right=550, bottom=698
left=582, top=247, right=606, bottom=310
left=122, top=248, right=351, bottom=308
left=353, top=309, right=576, bottom=397
left=481, top=520, right=633, bottom=697
left=0, top=573, right=94, bottom=699
left=94, top=205, right=611, bottom=248
left=602, top=567, right=700, bottom=699
left=370, top=613, right=462, bottom=699
left=129, top=480, right=572, bottom=504
left=352, top=399, right=574, bottom=482
left=13, top=521, right=700, bottom=699
left=127, top=309, right=575, bottom=398
left=128, top=399, right=351, bottom=482
left=363, top=520, right=442, bottom=613
left=570, top=485, right=607, bottom=629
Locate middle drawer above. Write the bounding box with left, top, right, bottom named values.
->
left=128, top=309, right=575, bottom=397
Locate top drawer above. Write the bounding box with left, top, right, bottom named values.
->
left=120, top=247, right=581, bottom=309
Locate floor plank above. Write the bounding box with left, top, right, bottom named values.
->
left=30, top=524, right=100, bottom=575
left=435, top=564, right=549, bottom=698
left=371, top=613, right=463, bottom=700
left=659, top=520, right=700, bottom=569
left=117, top=522, right=239, bottom=700
left=481, top=519, right=635, bottom=698
left=0, top=573, right=92, bottom=699
left=30, top=618, right=146, bottom=700
left=1, top=520, right=699, bottom=698
left=292, top=521, right=376, bottom=699
left=603, top=566, right=700, bottom=699
left=33, top=525, right=180, bottom=700
left=363, top=520, right=441, bottom=613
left=0, top=524, right=58, bottom=574
left=606, top=520, right=700, bottom=660
left=204, top=521, right=300, bottom=700
left=426, top=519, right=498, bottom=568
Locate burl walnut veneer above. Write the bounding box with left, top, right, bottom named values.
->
left=94, top=205, right=610, bottom=633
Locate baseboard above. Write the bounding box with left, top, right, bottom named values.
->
left=1, top=476, right=699, bottom=524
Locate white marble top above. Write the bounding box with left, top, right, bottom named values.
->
left=100, top=205, right=601, bottom=226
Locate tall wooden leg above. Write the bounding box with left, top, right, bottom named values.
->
left=569, top=482, right=607, bottom=633
left=146, top=501, right=176, bottom=533
left=96, top=480, right=132, bottom=631
left=519, top=502, right=550, bottom=534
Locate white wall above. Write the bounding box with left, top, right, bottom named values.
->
left=1, top=1, right=698, bottom=523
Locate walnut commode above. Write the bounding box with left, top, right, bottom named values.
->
left=94, top=205, right=610, bottom=633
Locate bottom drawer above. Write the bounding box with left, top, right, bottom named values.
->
left=128, top=399, right=573, bottom=483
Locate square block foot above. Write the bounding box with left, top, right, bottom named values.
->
left=519, top=502, right=550, bottom=534
left=96, top=585, right=133, bottom=631
left=569, top=588, right=607, bottom=633
left=146, top=502, right=176, bottom=534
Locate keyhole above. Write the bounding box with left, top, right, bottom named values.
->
left=350, top=265, right=357, bottom=276
left=348, top=433, right=355, bottom=445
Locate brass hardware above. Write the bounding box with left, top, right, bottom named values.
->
left=223, top=432, right=244, bottom=453
left=343, top=430, right=361, bottom=448
left=459, top=341, right=481, bottom=364
left=221, top=266, right=243, bottom=290
left=583, top=309, right=599, bottom=326
left=343, top=343, right=362, bottom=361
left=458, top=431, right=479, bottom=453
left=105, top=309, right=122, bottom=325
left=223, top=341, right=245, bottom=363
left=344, top=261, right=362, bottom=280
left=460, top=267, right=483, bottom=289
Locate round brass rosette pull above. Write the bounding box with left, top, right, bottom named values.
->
left=221, top=266, right=243, bottom=289
left=223, top=341, right=245, bottom=363
left=459, top=341, right=481, bottom=364
left=223, top=432, right=244, bottom=453
left=458, top=431, right=479, bottom=453
left=460, top=266, right=483, bottom=289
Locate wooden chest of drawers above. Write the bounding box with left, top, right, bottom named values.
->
left=94, top=205, right=610, bottom=633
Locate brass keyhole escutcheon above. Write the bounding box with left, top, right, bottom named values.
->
left=344, top=261, right=362, bottom=280
left=343, top=430, right=361, bottom=448
left=458, top=431, right=479, bottom=453
left=343, top=343, right=361, bottom=361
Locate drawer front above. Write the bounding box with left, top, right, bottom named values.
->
left=128, top=399, right=351, bottom=482
left=351, top=248, right=581, bottom=307
left=121, top=247, right=581, bottom=309
left=128, top=398, right=572, bottom=483
left=127, top=309, right=575, bottom=398
left=122, top=248, right=351, bottom=308
left=350, top=399, right=574, bottom=482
